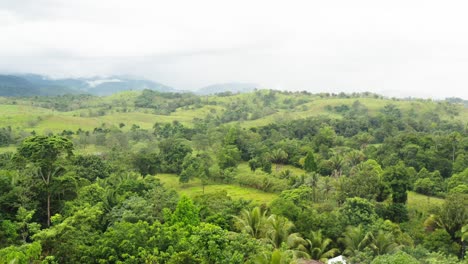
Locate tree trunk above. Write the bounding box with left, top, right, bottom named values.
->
left=47, top=192, right=51, bottom=227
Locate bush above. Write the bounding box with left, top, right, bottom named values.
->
left=236, top=173, right=288, bottom=192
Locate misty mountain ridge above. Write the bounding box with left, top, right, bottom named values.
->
left=0, top=74, right=261, bottom=97
left=0, top=74, right=177, bottom=96
left=1, top=74, right=467, bottom=103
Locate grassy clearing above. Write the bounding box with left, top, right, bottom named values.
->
left=407, top=191, right=444, bottom=214
left=155, top=173, right=277, bottom=205
left=0, top=145, right=16, bottom=153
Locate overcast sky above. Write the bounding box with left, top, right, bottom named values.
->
left=1, top=0, right=468, bottom=99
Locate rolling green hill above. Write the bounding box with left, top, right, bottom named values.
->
left=0, top=89, right=465, bottom=135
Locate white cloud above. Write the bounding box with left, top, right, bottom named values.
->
left=1, top=0, right=468, bottom=99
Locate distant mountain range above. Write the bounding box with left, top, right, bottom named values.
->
left=0, top=74, right=259, bottom=97
left=0, top=74, right=176, bottom=97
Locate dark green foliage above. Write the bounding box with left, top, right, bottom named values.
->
left=194, top=190, right=246, bottom=229
left=423, top=229, right=460, bottom=256
left=436, top=193, right=468, bottom=240
left=371, top=251, right=419, bottom=264
left=303, top=151, right=317, bottom=173
left=72, top=154, right=112, bottom=181
left=179, top=153, right=211, bottom=184
left=218, top=145, right=241, bottom=169
left=159, top=138, right=193, bottom=173
left=0, top=242, right=42, bottom=264
left=383, top=162, right=410, bottom=204
left=170, top=196, right=200, bottom=226
left=16, top=136, right=74, bottom=226
left=382, top=203, right=409, bottom=223
left=0, top=127, right=13, bottom=147
left=340, top=197, right=378, bottom=227
left=344, top=159, right=390, bottom=201
left=132, top=151, right=162, bottom=175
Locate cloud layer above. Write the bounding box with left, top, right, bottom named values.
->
left=1, top=0, right=468, bottom=99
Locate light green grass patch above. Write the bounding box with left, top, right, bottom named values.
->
left=407, top=191, right=444, bottom=214
left=156, top=173, right=277, bottom=205
left=0, top=145, right=16, bottom=154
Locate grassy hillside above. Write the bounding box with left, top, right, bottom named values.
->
left=0, top=90, right=466, bottom=135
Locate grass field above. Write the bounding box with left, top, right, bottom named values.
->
left=155, top=173, right=278, bottom=205
left=407, top=191, right=444, bottom=214
left=1, top=91, right=466, bottom=134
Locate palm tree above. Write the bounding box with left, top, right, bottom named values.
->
left=265, top=215, right=301, bottom=249
left=298, top=230, right=339, bottom=262
left=345, top=150, right=365, bottom=168
left=270, top=148, right=288, bottom=172
left=254, top=249, right=296, bottom=264
left=320, top=177, right=333, bottom=201
left=339, top=225, right=372, bottom=257
left=329, top=155, right=344, bottom=177
left=462, top=224, right=468, bottom=242
left=368, top=230, right=401, bottom=256
left=305, top=173, right=320, bottom=202
left=234, top=206, right=267, bottom=239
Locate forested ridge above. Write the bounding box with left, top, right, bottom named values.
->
left=0, top=90, right=467, bottom=263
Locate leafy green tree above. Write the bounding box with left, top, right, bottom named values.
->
left=383, top=162, right=410, bottom=204
left=340, top=197, right=378, bottom=227
left=261, top=158, right=273, bottom=174
left=0, top=242, right=42, bottom=264
left=93, top=220, right=161, bottom=263
left=423, top=251, right=464, bottom=264
left=17, top=135, right=74, bottom=226
left=435, top=193, right=468, bottom=241
left=371, top=251, right=419, bottom=264
left=170, top=196, right=200, bottom=226
left=189, top=223, right=262, bottom=264
left=218, top=145, right=241, bottom=169
left=447, top=168, right=468, bottom=194
left=249, top=157, right=261, bottom=172
left=453, top=153, right=468, bottom=174
left=179, top=153, right=212, bottom=193
left=423, top=229, right=460, bottom=256
left=382, top=162, right=410, bottom=222
left=33, top=205, right=103, bottom=263
left=0, top=220, right=18, bottom=247
left=72, top=154, right=112, bottom=181
left=159, top=138, right=192, bottom=173
left=303, top=151, right=317, bottom=173
left=344, top=159, right=389, bottom=201
left=15, top=207, right=40, bottom=243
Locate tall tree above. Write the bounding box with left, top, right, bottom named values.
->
left=17, top=136, right=73, bottom=226
left=383, top=162, right=410, bottom=204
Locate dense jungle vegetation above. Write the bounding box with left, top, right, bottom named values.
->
left=0, top=89, right=467, bottom=263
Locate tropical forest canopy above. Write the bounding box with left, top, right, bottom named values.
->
left=0, top=89, right=467, bottom=263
